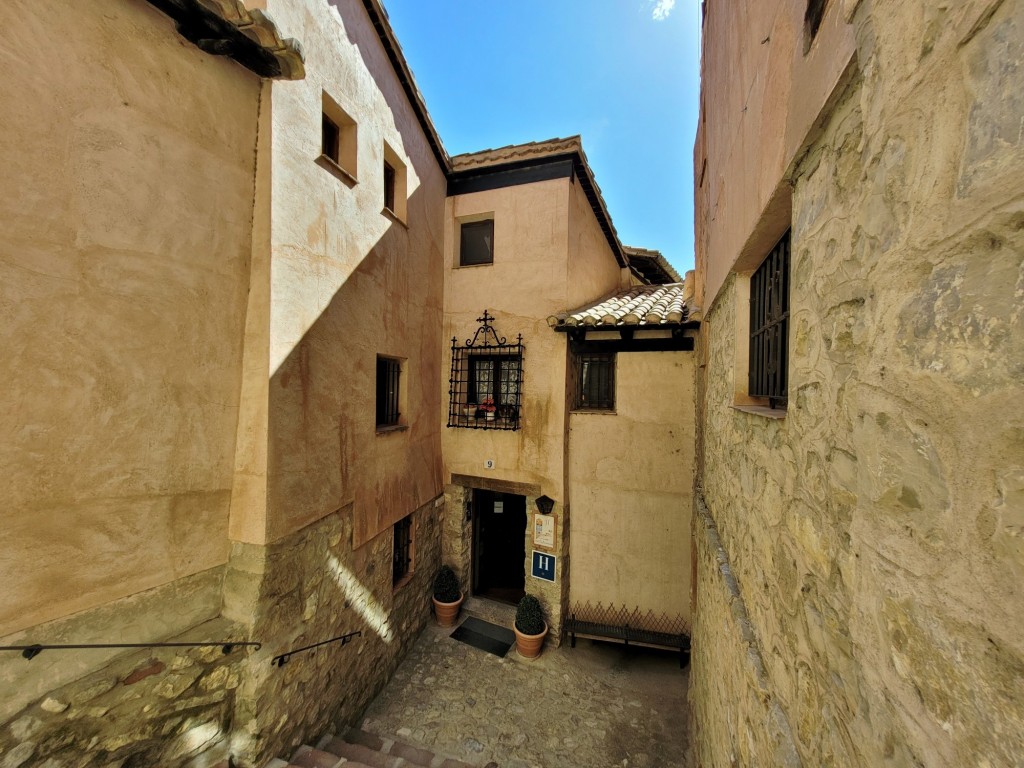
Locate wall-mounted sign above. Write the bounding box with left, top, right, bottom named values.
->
left=533, top=514, right=555, bottom=549
left=532, top=551, right=556, bottom=582
left=494, top=500, right=504, bottom=514
left=484, top=459, right=495, bottom=470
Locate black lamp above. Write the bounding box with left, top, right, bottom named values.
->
left=535, top=495, right=555, bottom=515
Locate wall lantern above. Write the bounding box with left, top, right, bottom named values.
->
left=535, top=495, right=555, bottom=515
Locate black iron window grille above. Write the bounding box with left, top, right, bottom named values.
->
left=448, top=310, right=524, bottom=431
left=376, top=356, right=401, bottom=427
left=574, top=352, right=616, bottom=410
left=392, top=514, right=412, bottom=586
left=749, top=230, right=790, bottom=408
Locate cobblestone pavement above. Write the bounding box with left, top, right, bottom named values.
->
left=359, top=621, right=690, bottom=768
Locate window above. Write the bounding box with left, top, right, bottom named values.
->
left=469, top=355, right=521, bottom=412
left=804, top=0, right=828, bottom=52
left=381, top=142, right=407, bottom=222
left=376, top=356, right=401, bottom=428
left=447, top=310, right=524, bottom=430
left=383, top=161, right=396, bottom=212
left=319, top=92, right=357, bottom=181
left=460, top=220, right=494, bottom=266
left=392, top=514, right=413, bottom=586
left=748, top=230, right=790, bottom=408
left=574, top=352, right=615, bottom=410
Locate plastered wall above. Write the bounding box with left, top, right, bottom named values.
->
left=442, top=179, right=575, bottom=500
left=229, top=0, right=447, bottom=548
left=694, top=0, right=856, bottom=313
left=693, top=1, right=1024, bottom=764
left=442, top=172, right=627, bottom=636
left=568, top=352, right=695, bottom=622
left=0, top=0, right=259, bottom=638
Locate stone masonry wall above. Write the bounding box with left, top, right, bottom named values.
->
left=224, top=497, right=443, bottom=766
left=0, top=498, right=443, bottom=768
left=694, top=2, right=1024, bottom=765
left=0, top=615, right=247, bottom=768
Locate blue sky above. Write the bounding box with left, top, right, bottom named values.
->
left=382, top=0, right=701, bottom=274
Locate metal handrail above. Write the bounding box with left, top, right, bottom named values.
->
left=0, top=641, right=262, bottom=661
left=271, top=631, right=361, bottom=667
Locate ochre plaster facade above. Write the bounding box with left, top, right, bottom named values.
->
left=1, top=1, right=449, bottom=765
left=0, top=0, right=259, bottom=642
left=692, top=1, right=1024, bottom=765
left=2, top=2, right=700, bottom=766
left=569, top=352, right=695, bottom=623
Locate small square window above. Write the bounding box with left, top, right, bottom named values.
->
left=574, top=352, right=616, bottom=410
left=392, top=514, right=413, bottom=586
left=319, top=92, right=357, bottom=181
left=460, top=220, right=494, bottom=266
left=381, top=142, right=408, bottom=222
left=376, top=356, right=401, bottom=428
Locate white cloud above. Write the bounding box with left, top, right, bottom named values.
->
left=651, top=0, right=676, bottom=20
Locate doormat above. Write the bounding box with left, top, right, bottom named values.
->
left=450, top=616, right=515, bottom=658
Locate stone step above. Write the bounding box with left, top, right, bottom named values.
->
left=320, top=736, right=403, bottom=768
left=290, top=744, right=345, bottom=768
left=461, top=596, right=515, bottom=629
left=339, top=727, right=482, bottom=768
left=267, top=723, right=487, bottom=768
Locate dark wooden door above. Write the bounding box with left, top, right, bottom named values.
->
left=472, top=490, right=526, bottom=604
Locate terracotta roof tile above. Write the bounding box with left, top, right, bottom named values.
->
left=623, top=246, right=683, bottom=284
left=451, top=137, right=582, bottom=172
left=547, top=284, right=688, bottom=329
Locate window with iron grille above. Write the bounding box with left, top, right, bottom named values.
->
left=392, top=514, right=412, bottom=586
left=448, top=310, right=524, bottom=430
left=460, top=220, right=494, bottom=266
left=376, top=356, right=401, bottom=428
left=748, top=230, right=790, bottom=408
left=573, top=352, right=616, bottom=411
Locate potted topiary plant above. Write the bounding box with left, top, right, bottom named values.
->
left=513, top=593, right=548, bottom=658
left=432, top=565, right=464, bottom=627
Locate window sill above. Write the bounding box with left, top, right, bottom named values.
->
left=376, top=424, right=408, bottom=435
left=730, top=403, right=787, bottom=420
left=381, top=206, right=407, bottom=228
left=448, top=416, right=520, bottom=431
left=316, top=154, right=357, bottom=187
left=570, top=408, right=617, bottom=415
left=392, top=572, right=414, bottom=592
left=455, top=261, right=494, bottom=269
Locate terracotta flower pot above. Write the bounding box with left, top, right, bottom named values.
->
left=514, top=621, right=548, bottom=659
left=432, top=592, right=464, bottom=627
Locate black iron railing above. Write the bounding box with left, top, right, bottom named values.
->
left=4, top=631, right=363, bottom=668
left=0, top=641, right=261, bottom=661
left=271, top=631, right=361, bottom=667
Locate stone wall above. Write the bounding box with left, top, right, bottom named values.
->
left=693, top=1, right=1024, bottom=765
left=225, top=497, right=443, bottom=765
left=0, top=497, right=443, bottom=768
left=0, top=572, right=241, bottom=768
